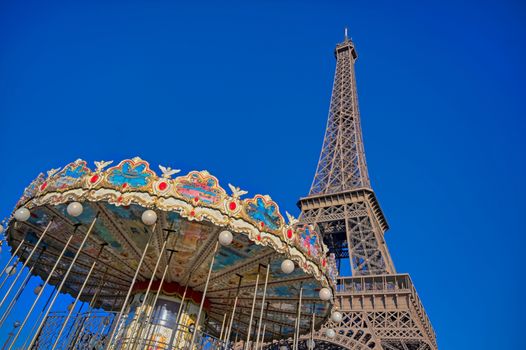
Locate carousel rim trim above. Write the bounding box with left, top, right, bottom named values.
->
left=8, top=157, right=338, bottom=296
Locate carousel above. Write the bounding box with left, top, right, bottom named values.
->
left=0, top=157, right=341, bottom=350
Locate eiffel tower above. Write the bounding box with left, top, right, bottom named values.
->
left=297, top=31, right=438, bottom=350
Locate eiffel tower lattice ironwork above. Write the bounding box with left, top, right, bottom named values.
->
left=297, top=33, right=438, bottom=350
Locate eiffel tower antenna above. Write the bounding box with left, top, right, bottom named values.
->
left=298, top=34, right=437, bottom=349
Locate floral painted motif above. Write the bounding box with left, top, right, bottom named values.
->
left=175, top=172, right=224, bottom=205
left=297, top=224, right=322, bottom=257
left=17, top=173, right=45, bottom=206
left=53, top=160, right=90, bottom=188
left=244, top=196, right=282, bottom=231
left=107, top=160, right=153, bottom=188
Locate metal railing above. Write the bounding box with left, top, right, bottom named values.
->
left=33, top=311, right=225, bottom=350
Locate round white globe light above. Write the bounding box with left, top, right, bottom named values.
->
left=281, top=259, right=295, bottom=274
left=280, top=346, right=288, bottom=350
left=141, top=210, right=157, bottom=225
left=219, top=230, right=233, bottom=246
left=325, top=329, right=336, bottom=339
left=6, top=265, right=16, bottom=276
left=34, top=285, right=43, bottom=295
left=14, top=208, right=30, bottom=222
left=319, top=287, right=332, bottom=301
left=67, top=202, right=84, bottom=217
left=331, top=311, right=342, bottom=323
left=306, top=339, right=315, bottom=349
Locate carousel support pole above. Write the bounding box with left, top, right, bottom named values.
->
left=187, top=240, right=220, bottom=350
left=61, top=301, right=86, bottom=346
left=293, top=285, right=303, bottom=350
left=245, top=265, right=262, bottom=350
left=218, top=313, right=227, bottom=347
left=177, top=298, right=193, bottom=348
left=0, top=246, right=29, bottom=295
left=143, top=248, right=177, bottom=349
left=219, top=289, right=232, bottom=347
left=50, top=244, right=106, bottom=350
left=225, top=274, right=243, bottom=349
left=24, top=214, right=99, bottom=350
left=220, top=292, right=233, bottom=349
left=0, top=220, right=53, bottom=310
left=310, top=303, right=316, bottom=349
left=0, top=247, right=45, bottom=327
left=88, top=291, right=121, bottom=350
left=135, top=245, right=177, bottom=349
left=310, top=309, right=315, bottom=350
left=255, top=303, right=269, bottom=350
left=222, top=317, right=230, bottom=350
left=67, top=267, right=109, bottom=348
left=104, top=220, right=157, bottom=350
left=255, top=262, right=270, bottom=350
left=128, top=230, right=171, bottom=350
left=173, top=280, right=189, bottom=323
left=257, top=323, right=266, bottom=350
left=167, top=276, right=191, bottom=350
left=0, top=239, right=25, bottom=282
left=20, top=285, right=58, bottom=350
left=8, top=233, right=74, bottom=350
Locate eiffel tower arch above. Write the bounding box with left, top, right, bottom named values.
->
left=297, top=33, right=438, bottom=350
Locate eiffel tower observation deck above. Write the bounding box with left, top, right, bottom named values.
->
left=298, top=31, right=438, bottom=350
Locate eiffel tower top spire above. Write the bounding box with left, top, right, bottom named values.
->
left=308, top=32, right=370, bottom=196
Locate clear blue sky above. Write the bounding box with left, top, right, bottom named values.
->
left=0, top=0, right=525, bottom=349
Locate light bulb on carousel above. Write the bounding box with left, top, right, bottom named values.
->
left=34, top=285, right=43, bottom=295
left=6, top=265, right=16, bottom=276
left=306, top=339, right=315, bottom=349
left=14, top=208, right=30, bottom=222
left=319, top=287, right=332, bottom=301
left=66, top=202, right=84, bottom=217
left=281, top=259, right=295, bottom=274
left=331, top=311, right=342, bottom=323
left=325, top=328, right=336, bottom=339
left=141, top=209, right=157, bottom=226
left=218, top=230, right=233, bottom=246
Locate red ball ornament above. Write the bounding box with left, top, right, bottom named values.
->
left=158, top=182, right=167, bottom=191
left=90, top=175, right=99, bottom=184
left=229, top=201, right=237, bottom=210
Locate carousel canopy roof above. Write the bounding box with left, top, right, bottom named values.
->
left=5, top=157, right=338, bottom=339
